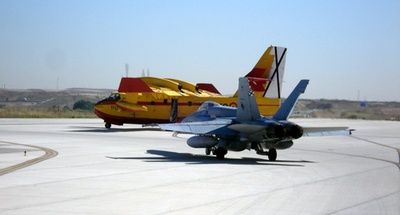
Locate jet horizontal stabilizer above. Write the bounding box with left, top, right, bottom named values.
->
left=302, top=127, right=351, bottom=136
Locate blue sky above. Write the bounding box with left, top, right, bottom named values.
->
left=1, top=0, right=399, bottom=101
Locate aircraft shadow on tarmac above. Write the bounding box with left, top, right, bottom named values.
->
left=107, top=150, right=315, bottom=166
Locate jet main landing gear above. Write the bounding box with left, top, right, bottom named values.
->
left=214, top=147, right=227, bottom=160
left=205, top=147, right=227, bottom=159
left=267, top=148, right=277, bottom=161
left=252, top=142, right=277, bottom=161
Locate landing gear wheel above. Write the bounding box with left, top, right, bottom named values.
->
left=205, top=148, right=211, bottom=155
left=215, top=147, right=227, bottom=160
left=268, top=148, right=277, bottom=161
left=105, top=123, right=111, bottom=129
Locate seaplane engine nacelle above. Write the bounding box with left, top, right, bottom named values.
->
left=187, top=136, right=218, bottom=148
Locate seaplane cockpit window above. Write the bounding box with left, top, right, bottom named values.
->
left=108, top=93, right=121, bottom=101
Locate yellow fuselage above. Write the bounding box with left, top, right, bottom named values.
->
left=95, top=90, right=280, bottom=125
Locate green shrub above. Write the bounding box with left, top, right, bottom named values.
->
left=73, top=100, right=94, bottom=111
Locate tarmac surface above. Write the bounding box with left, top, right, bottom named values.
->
left=0, top=118, right=399, bottom=214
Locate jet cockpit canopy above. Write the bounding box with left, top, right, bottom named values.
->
left=197, top=101, right=221, bottom=111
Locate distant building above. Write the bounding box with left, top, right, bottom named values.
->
left=360, top=102, right=367, bottom=107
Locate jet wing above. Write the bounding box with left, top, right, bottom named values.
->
left=302, top=127, right=352, bottom=136
left=159, top=119, right=233, bottom=135
left=116, top=101, right=147, bottom=112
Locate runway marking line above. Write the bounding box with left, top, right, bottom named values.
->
left=351, top=136, right=400, bottom=169
left=0, top=141, right=58, bottom=176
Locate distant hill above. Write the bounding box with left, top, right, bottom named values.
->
left=0, top=88, right=114, bottom=109
left=293, top=99, right=400, bottom=121
left=0, top=88, right=399, bottom=121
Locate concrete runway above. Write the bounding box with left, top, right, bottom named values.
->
left=0, top=118, right=399, bottom=214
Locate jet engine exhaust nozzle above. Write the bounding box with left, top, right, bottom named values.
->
left=266, top=123, right=287, bottom=139
left=285, top=124, right=304, bottom=139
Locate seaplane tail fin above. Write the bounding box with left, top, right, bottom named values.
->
left=234, top=46, right=287, bottom=98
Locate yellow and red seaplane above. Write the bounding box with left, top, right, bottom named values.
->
left=94, top=46, right=287, bottom=128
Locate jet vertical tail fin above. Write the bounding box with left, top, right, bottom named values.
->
left=273, top=80, right=309, bottom=121
left=237, top=77, right=261, bottom=122
left=243, top=46, right=287, bottom=98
